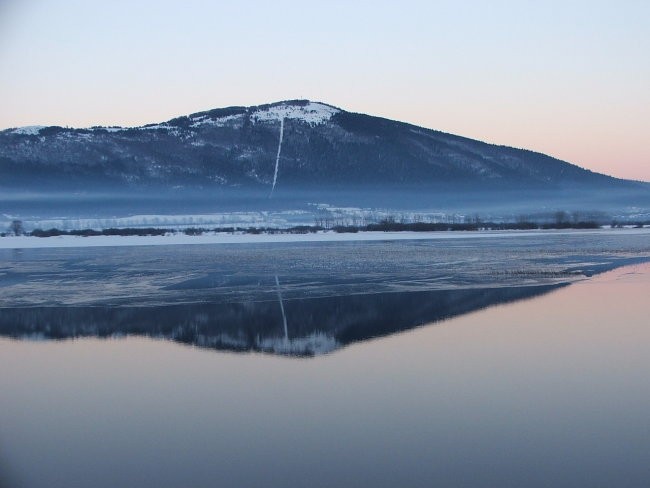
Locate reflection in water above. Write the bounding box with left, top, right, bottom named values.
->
left=275, top=275, right=289, bottom=343
left=0, top=283, right=564, bottom=356
left=2, top=264, right=650, bottom=488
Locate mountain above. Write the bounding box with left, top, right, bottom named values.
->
left=1, top=99, right=649, bottom=216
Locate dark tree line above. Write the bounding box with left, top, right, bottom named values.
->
left=30, top=227, right=169, bottom=237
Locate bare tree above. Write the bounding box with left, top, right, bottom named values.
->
left=10, top=220, right=24, bottom=236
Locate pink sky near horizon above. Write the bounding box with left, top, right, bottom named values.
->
left=1, top=0, right=648, bottom=182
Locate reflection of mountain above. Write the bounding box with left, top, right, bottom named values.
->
left=0, top=284, right=564, bottom=356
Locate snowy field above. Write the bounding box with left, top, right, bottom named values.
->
left=5, top=201, right=647, bottom=236
left=2, top=227, right=649, bottom=249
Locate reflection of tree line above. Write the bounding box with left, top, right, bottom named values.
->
left=0, top=284, right=563, bottom=356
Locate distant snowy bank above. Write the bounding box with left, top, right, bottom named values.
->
left=2, top=228, right=649, bottom=249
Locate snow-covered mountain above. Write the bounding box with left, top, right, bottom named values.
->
left=0, top=99, right=631, bottom=186
left=1, top=99, right=648, bottom=214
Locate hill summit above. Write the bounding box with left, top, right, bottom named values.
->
left=1, top=100, right=648, bottom=216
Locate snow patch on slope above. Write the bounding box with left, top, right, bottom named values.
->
left=139, top=123, right=170, bottom=131
left=3, top=101, right=337, bottom=136
left=270, top=117, right=284, bottom=196
left=137, top=124, right=184, bottom=137
left=190, top=114, right=244, bottom=128
left=9, top=126, right=46, bottom=135
left=252, top=102, right=339, bottom=126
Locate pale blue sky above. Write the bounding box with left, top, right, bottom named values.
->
left=1, top=0, right=648, bottom=180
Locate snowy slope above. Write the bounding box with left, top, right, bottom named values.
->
left=1, top=99, right=647, bottom=200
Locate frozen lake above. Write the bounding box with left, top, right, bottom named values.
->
left=1, top=231, right=649, bottom=487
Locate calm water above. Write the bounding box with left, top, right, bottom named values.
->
left=1, top=235, right=649, bottom=487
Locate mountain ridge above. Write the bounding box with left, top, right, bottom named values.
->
left=1, top=100, right=648, bottom=215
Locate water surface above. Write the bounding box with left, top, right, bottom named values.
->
left=1, top=234, right=649, bottom=487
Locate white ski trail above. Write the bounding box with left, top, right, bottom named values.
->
left=275, top=275, right=289, bottom=342
left=269, top=117, right=284, bottom=197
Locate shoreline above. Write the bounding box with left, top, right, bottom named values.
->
left=1, top=227, right=649, bottom=249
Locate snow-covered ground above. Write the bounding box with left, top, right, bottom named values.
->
left=2, top=227, right=649, bottom=249
left=3, top=203, right=647, bottom=234
left=3, top=101, right=339, bottom=135
left=1, top=210, right=314, bottom=232
left=8, top=125, right=46, bottom=135
left=251, top=101, right=339, bottom=125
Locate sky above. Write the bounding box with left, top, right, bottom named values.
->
left=0, top=0, right=648, bottom=181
